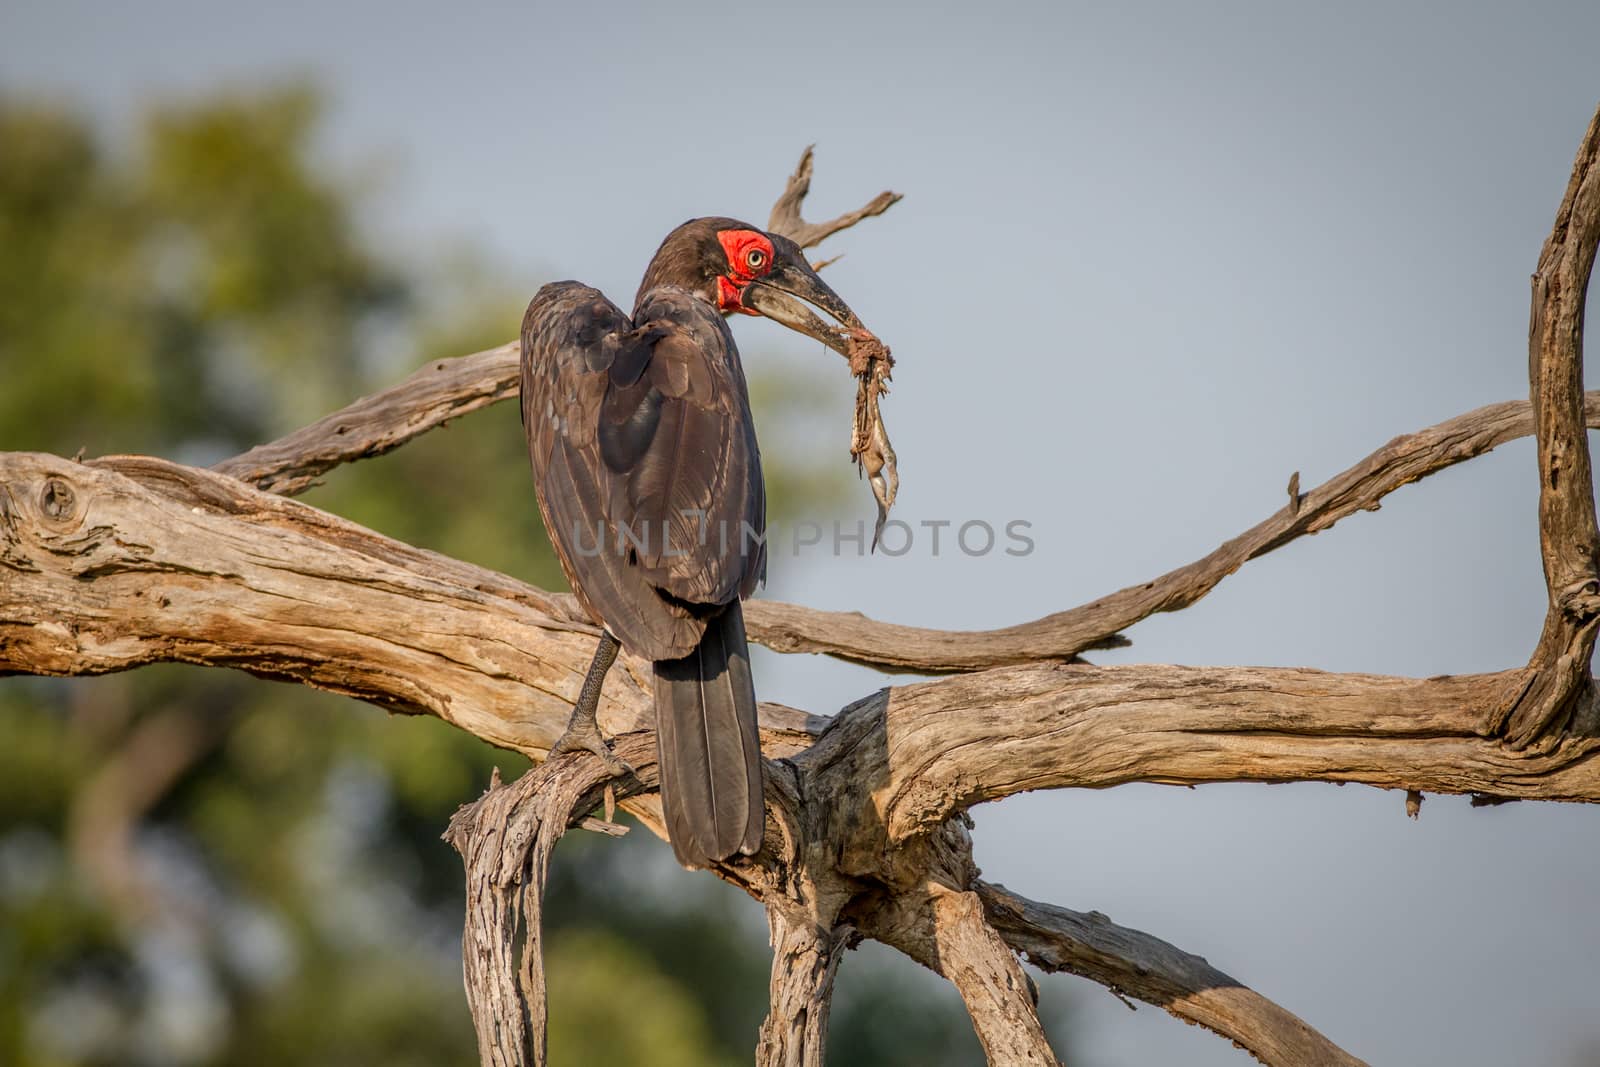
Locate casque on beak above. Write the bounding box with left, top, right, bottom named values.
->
left=739, top=236, right=870, bottom=356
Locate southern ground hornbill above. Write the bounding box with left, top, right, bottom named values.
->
left=520, top=217, right=880, bottom=869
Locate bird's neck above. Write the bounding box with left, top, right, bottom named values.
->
left=633, top=252, right=715, bottom=317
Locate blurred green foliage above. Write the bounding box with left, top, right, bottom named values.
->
left=0, top=87, right=1070, bottom=1066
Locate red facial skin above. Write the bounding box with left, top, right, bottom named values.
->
left=714, top=229, right=775, bottom=315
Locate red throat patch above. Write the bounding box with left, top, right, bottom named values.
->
left=715, top=228, right=775, bottom=315
left=717, top=275, right=758, bottom=314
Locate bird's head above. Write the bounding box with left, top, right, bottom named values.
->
left=635, top=216, right=870, bottom=357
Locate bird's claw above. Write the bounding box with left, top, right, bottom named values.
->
left=550, top=719, right=633, bottom=778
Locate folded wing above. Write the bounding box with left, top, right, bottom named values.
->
left=520, top=283, right=766, bottom=662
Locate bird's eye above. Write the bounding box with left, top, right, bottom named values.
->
left=746, top=249, right=767, bottom=270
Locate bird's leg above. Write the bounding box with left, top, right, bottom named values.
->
left=550, top=630, right=631, bottom=776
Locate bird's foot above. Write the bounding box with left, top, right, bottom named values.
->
left=550, top=717, right=633, bottom=778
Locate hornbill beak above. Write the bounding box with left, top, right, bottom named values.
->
left=740, top=237, right=868, bottom=356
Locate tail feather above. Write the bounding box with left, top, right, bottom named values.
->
left=653, top=601, right=764, bottom=868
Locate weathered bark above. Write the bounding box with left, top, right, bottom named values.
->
left=978, top=882, right=1369, bottom=1067
left=930, top=888, right=1059, bottom=1066
left=755, top=907, right=854, bottom=1067
left=9, top=115, right=1600, bottom=1065
left=0, top=410, right=1569, bottom=1067
left=0, top=451, right=641, bottom=753
left=815, top=664, right=1600, bottom=849
left=866, top=883, right=1062, bottom=1066
left=215, top=343, right=522, bottom=496
left=21, top=448, right=1600, bottom=808
left=443, top=735, right=655, bottom=1067
left=1492, top=105, right=1600, bottom=748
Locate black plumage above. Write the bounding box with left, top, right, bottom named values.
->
left=520, top=217, right=870, bottom=869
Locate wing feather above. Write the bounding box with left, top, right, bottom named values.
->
left=520, top=282, right=765, bottom=661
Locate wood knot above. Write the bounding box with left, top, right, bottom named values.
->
left=1558, top=577, right=1600, bottom=620
left=39, top=478, right=77, bottom=523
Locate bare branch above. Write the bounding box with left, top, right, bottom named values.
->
left=444, top=735, right=655, bottom=1067
left=817, top=392, right=1600, bottom=672
left=756, top=908, right=854, bottom=1067
left=803, top=662, right=1600, bottom=847
left=1, top=450, right=644, bottom=752
left=11, top=451, right=1600, bottom=824
left=767, top=145, right=903, bottom=250
left=0, top=452, right=1515, bottom=1063
left=214, top=343, right=520, bottom=496
left=447, top=738, right=831, bottom=1067
left=213, top=359, right=1600, bottom=673
left=901, top=887, right=1063, bottom=1066
left=934, top=888, right=1060, bottom=1065
left=8, top=441, right=1599, bottom=1067
left=1493, top=103, right=1600, bottom=748
left=978, top=881, right=1368, bottom=1067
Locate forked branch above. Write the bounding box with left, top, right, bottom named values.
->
left=9, top=115, right=1600, bottom=1067
left=767, top=145, right=903, bottom=251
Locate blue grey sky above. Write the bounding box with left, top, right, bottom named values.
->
left=5, top=1, right=1599, bottom=1063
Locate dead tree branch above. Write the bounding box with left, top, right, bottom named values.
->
left=0, top=416, right=1574, bottom=1067
left=755, top=906, right=854, bottom=1067
left=192, top=145, right=1600, bottom=680
left=929, top=888, right=1060, bottom=1066
left=9, top=117, right=1600, bottom=1064
left=212, top=347, right=1600, bottom=673
left=809, top=663, right=1600, bottom=848
left=215, top=343, right=521, bottom=496
left=1, top=452, right=635, bottom=753
left=977, top=882, right=1369, bottom=1067
left=863, top=880, right=1062, bottom=1066
left=767, top=145, right=903, bottom=251
left=444, top=735, right=656, bottom=1066
left=1491, top=105, right=1600, bottom=748
left=17, top=450, right=1600, bottom=806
